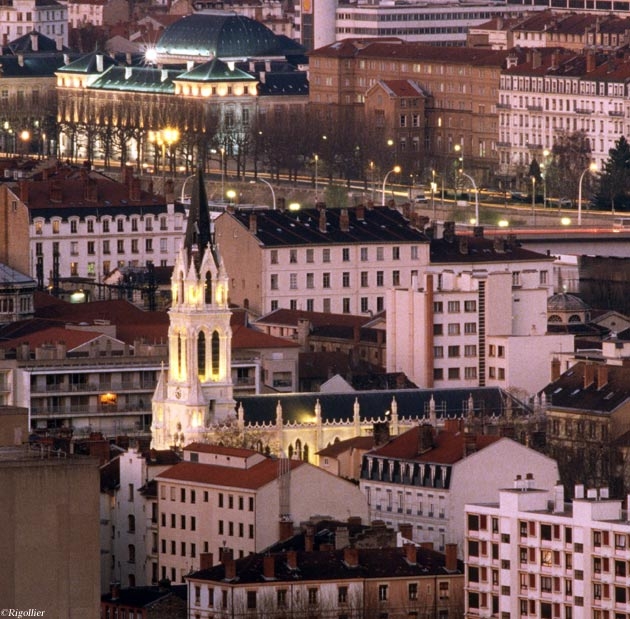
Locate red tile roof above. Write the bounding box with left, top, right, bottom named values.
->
left=256, top=308, right=372, bottom=329
left=372, top=426, right=500, bottom=464
left=231, top=324, right=300, bottom=350
left=0, top=326, right=109, bottom=351
left=317, top=436, right=375, bottom=457
left=184, top=443, right=260, bottom=458
left=156, top=458, right=305, bottom=489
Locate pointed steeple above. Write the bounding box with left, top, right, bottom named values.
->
left=184, top=166, right=212, bottom=266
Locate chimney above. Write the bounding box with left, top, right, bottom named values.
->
left=597, top=365, right=608, bottom=389
left=130, top=178, right=142, bottom=201
left=340, top=208, right=350, bottom=232
left=249, top=213, right=257, bottom=234
left=575, top=484, right=585, bottom=499
left=584, top=364, right=596, bottom=389
left=96, top=53, right=104, bottom=73
left=532, top=49, right=541, bottom=69
left=343, top=547, right=359, bottom=567
left=49, top=180, right=63, bottom=202
left=458, top=237, right=469, bottom=255
left=30, top=32, right=38, bottom=52
left=85, top=177, right=98, bottom=202
left=223, top=557, right=236, bottom=580
left=443, top=221, right=456, bottom=242
left=463, top=433, right=477, bottom=456
left=319, top=207, right=327, bottom=233
left=403, top=542, right=417, bottom=564
left=551, top=358, right=561, bottom=381
left=355, top=205, right=365, bottom=220
left=286, top=550, right=298, bottom=570
left=305, top=527, right=315, bottom=552
left=473, top=226, right=484, bottom=238
left=335, top=526, right=350, bottom=549
left=263, top=555, right=275, bottom=579
left=373, top=421, right=390, bottom=446
left=110, top=582, right=120, bottom=601
left=525, top=472, right=535, bottom=489
left=445, top=543, right=458, bottom=571
left=19, top=179, right=28, bottom=204
left=586, top=51, right=596, bottom=72
left=279, top=518, right=293, bottom=540
left=199, top=552, right=213, bottom=570
left=420, top=541, right=434, bottom=551
left=219, top=546, right=233, bottom=563
left=18, top=53, right=24, bottom=67
left=444, top=418, right=463, bottom=433
left=399, top=522, right=413, bottom=541
left=418, top=423, right=434, bottom=454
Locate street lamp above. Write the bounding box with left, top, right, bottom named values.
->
left=314, top=154, right=319, bottom=201
left=382, top=165, right=401, bottom=206
left=454, top=143, right=464, bottom=171
left=220, top=147, right=225, bottom=199
left=150, top=127, right=179, bottom=193
left=531, top=176, right=536, bottom=225
left=250, top=178, right=276, bottom=210
left=19, top=130, right=30, bottom=157
left=459, top=170, right=479, bottom=225
left=578, top=162, right=598, bottom=225
left=180, top=173, right=196, bottom=203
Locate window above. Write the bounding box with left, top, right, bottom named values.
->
left=71, top=241, right=79, bottom=256
left=70, top=220, right=78, bottom=233
left=342, top=272, right=350, bottom=288
left=270, top=250, right=278, bottom=264
left=342, top=248, right=350, bottom=262
left=306, top=273, right=314, bottom=289
left=323, top=249, right=331, bottom=263
left=378, top=584, right=388, bottom=601
left=447, top=323, right=460, bottom=335
left=306, top=248, right=314, bottom=263
left=448, top=367, right=460, bottom=379
left=308, top=588, right=318, bottom=605
left=433, top=324, right=443, bottom=335
left=270, top=274, right=278, bottom=290
left=377, top=271, right=384, bottom=287
left=411, top=245, right=419, bottom=259
left=434, top=346, right=444, bottom=358
left=87, top=220, right=94, bottom=233
left=361, top=298, right=369, bottom=313
left=131, top=239, right=139, bottom=253
left=377, top=247, right=384, bottom=261
left=448, top=346, right=460, bottom=357
left=247, top=591, right=257, bottom=610
left=52, top=220, right=60, bottom=234
left=512, top=271, right=521, bottom=286
left=434, top=301, right=443, bottom=313
left=131, top=218, right=139, bottom=232
left=361, top=272, right=368, bottom=287
left=393, top=270, right=400, bottom=286
left=448, top=301, right=460, bottom=312
left=361, top=247, right=368, bottom=261
left=464, top=345, right=477, bottom=357
left=289, top=249, right=297, bottom=263
left=277, top=589, right=287, bottom=608
left=103, top=240, right=110, bottom=254
left=465, top=367, right=478, bottom=379
left=464, top=300, right=477, bottom=312
left=464, top=322, right=477, bottom=334
left=408, top=583, right=418, bottom=600
left=338, top=586, right=348, bottom=604
left=323, top=273, right=330, bottom=288
left=289, top=273, right=297, bottom=290
left=392, top=247, right=400, bottom=260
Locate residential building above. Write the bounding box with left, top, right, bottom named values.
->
left=316, top=434, right=376, bottom=480
left=67, top=0, right=129, bottom=28
left=0, top=161, right=187, bottom=287
left=359, top=422, right=559, bottom=556
left=0, top=444, right=100, bottom=616
left=498, top=46, right=630, bottom=181
left=308, top=39, right=521, bottom=182
left=155, top=442, right=370, bottom=584
left=0, top=263, right=36, bottom=325
left=213, top=204, right=430, bottom=317
left=101, top=582, right=186, bottom=619
left=387, top=223, right=573, bottom=394
left=0, top=0, right=68, bottom=47
left=187, top=541, right=464, bottom=618
left=296, top=0, right=539, bottom=49
left=465, top=477, right=630, bottom=619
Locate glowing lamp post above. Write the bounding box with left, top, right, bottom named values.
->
left=578, top=162, right=598, bottom=225
left=382, top=165, right=401, bottom=206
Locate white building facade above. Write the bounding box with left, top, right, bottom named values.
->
left=0, top=0, right=68, bottom=46
left=465, top=479, right=630, bottom=619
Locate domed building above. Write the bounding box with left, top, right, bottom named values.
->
left=55, top=11, right=308, bottom=170
left=547, top=293, right=591, bottom=328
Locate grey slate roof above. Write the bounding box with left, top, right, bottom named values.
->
left=236, top=387, right=524, bottom=425
left=0, top=263, right=36, bottom=286
left=220, top=206, right=429, bottom=247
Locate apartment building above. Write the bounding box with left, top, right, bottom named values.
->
left=187, top=543, right=464, bottom=619
left=213, top=204, right=430, bottom=317
left=308, top=39, right=519, bottom=181
left=66, top=0, right=129, bottom=28
left=0, top=0, right=68, bottom=47
left=498, top=47, right=630, bottom=178
left=154, top=443, right=369, bottom=584
left=465, top=477, right=630, bottom=619
left=0, top=162, right=187, bottom=286
left=387, top=224, right=572, bottom=394
left=359, top=422, right=560, bottom=556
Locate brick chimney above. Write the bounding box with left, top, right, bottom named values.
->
left=110, top=581, right=120, bottom=601
left=249, top=213, right=257, bottom=234
left=224, top=557, right=236, bottom=580
left=219, top=546, right=233, bottom=563
left=199, top=552, right=213, bottom=570
left=597, top=365, right=608, bottom=389
left=49, top=180, right=63, bottom=202
left=279, top=518, right=293, bottom=540
left=584, top=363, right=596, bottom=389
left=84, top=177, right=98, bottom=202
left=444, top=418, right=463, bottom=433
left=445, top=543, right=458, bottom=571
left=551, top=358, right=561, bottom=381
left=339, top=208, right=350, bottom=232
left=286, top=550, right=298, bottom=570
left=418, top=423, right=434, bottom=454
left=420, top=541, right=434, bottom=551
left=319, top=207, right=327, bottom=233
left=343, top=547, right=359, bottom=567
left=130, top=177, right=141, bottom=201
left=263, top=555, right=275, bottom=579
left=356, top=205, right=365, bottom=220
left=19, top=178, right=28, bottom=204
left=403, top=542, right=417, bottom=564
left=458, top=237, right=469, bottom=255
left=586, top=51, right=596, bottom=72
left=335, top=526, right=350, bottom=549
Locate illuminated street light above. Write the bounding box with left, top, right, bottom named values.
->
left=459, top=170, right=479, bottom=225
left=578, top=162, right=598, bottom=225
left=382, top=165, right=401, bottom=206
left=250, top=178, right=276, bottom=210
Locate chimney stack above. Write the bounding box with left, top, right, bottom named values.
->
left=343, top=547, right=359, bottom=567
left=356, top=204, right=365, bottom=220
left=319, top=207, right=327, bottom=233
left=584, top=363, right=596, bottom=389
left=403, top=542, right=417, bottom=564
left=110, top=582, right=120, bottom=601
left=597, top=365, right=608, bottom=389
left=551, top=358, right=561, bottom=381
left=199, top=553, right=214, bottom=570
left=263, top=555, right=275, bottom=579
left=445, top=543, right=458, bottom=571
left=399, top=522, right=413, bottom=540
left=339, top=208, right=350, bottom=232
left=249, top=213, right=257, bottom=234
left=286, top=550, right=298, bottom=570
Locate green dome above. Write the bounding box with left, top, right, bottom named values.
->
left=155, top=11, right=284, bottom=62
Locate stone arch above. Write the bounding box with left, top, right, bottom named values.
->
left=198, top=330, right=206, bottom=379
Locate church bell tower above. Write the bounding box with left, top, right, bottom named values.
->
left=151, top=168, right=234, bottom=450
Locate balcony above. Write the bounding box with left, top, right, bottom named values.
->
left=526, top=143, right=543, bottom=150
left=496, top=103, right=512, bottom=109
left=496, top=141, right=512, bottom=148
left=609, top=110, right=624, bottom=117
left=526, top=105, right=543, bottom=111
left=575, top=107, right=593, bottom=114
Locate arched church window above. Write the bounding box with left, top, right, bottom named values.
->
left=177, top=334, right=183, bottom=375
left=205, top=272, right=213, bottom=304
left=211, top=331, right=220, bottom=376
left=198, top=331, right=206, bottom=379
left=295, top=439, right=302, bottom=459
left=302, top=443, right=309, bottom=462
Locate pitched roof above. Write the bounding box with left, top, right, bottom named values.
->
left=156, top=457, right=305, bottom=489
left=369, top=426, right=500, bottom=464
left=231, top=324, right=300, bottom=350
left=317, top=436, right=376, bottom=458
left=218, top=206, right=429, bottom=247
left=189, top=545, right=462, bottom=584
left=184, top=442, right=259, bottom=458
left=255, top=308, right=373, bottom=330
left=0, top=326, right=117, bottom=352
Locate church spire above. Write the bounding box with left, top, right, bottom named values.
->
left=183, top=166, right=213, bottom=267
